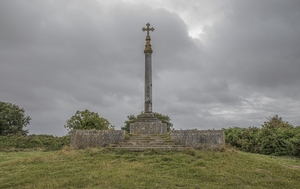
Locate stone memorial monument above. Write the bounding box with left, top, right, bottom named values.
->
left=130, top=23, right=167, bottom=135
left=70, top=23, right=225, bottom=150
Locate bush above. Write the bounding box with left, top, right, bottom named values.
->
left=225, top=126, right=300, bottom=157
left=0, top=134, right=70, bottom=151
left=225, top=117, right=300, bottom=157
left=65, top=109, right=114, bottom=134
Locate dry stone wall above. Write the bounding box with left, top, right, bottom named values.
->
left=70, top=129, right=225, bottom=150
left=170, top=130, right=225, bottom=149
left=70, top=130, right=125, bottom=149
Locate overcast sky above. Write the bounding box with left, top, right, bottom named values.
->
left=1, top=0, right=300, bottom=136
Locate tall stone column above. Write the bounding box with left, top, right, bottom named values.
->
left=129, top=23, right=167, bottom=134
left=143, top=24, right=154, bottom=113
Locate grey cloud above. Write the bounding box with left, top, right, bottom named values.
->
left=1, top=0, right=300, bottom=136
left=1, top=0, right=204, bottom=135
left=204, top=1, right=300, bottom=91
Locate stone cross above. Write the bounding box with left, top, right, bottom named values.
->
left=142, top=23, right=154, bottom=113
left=142, top=23, right=154, bottom=37
left=129, top=23, right=167, bottom=134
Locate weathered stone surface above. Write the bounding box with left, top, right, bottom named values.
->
left=144, top=52, right=152, bottom=113
left=128, top=23, right=167, bottom=135
left=135, top=112, right=161, bottom=122
left=70, top=130, right=126, bottom=149
left=108, top=134, right=190, bottom=151
left=170, top=130, right=225, bottom=149
left=130, top=122, right=167, bottom=134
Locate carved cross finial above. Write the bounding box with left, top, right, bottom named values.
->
left=142, top=23, right=154, bottom=36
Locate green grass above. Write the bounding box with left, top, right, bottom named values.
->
left=0, top=147, right=299, bottom=189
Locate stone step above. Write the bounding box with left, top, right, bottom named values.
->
left=128, top=137, right=169, bottom=140
left=123, top=139, right=172, bottom=143
left=106, top=133, right=186, bottom=151
left=123, top=142, right=171, bottom=145
left=110, top=142, right=182, bottom=146
left=125, top=141, right=171, bottom=144
left=125, top=138, right=169, bottom=141
left=114, top=144, right=177, bottom=148
left=107, top=146, right=190, bottom=152
left=110, top=145, right=183, bottom=148
left=129, top=134, right=168, bottom=137
left=121, top=142, right=173, bottom=145
left=110, top=143, right=185, bottom=148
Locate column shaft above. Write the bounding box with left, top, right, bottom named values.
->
left=144, top=52, right=152, bottom=113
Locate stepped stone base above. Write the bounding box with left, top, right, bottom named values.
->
left=108, top=134, right=191, bottom=152
left=130, top=122, right=167, bottom=134
left=130, top=113, right=167, bottom=134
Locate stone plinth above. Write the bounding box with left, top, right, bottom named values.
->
left=130, top=122, right=167, bottom=135
left=130, top=113, right=167, bottom=134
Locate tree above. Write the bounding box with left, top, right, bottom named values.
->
left=262, top=115, right=293, bottom=129
left=121, top=112, right=173, bottom=133
left=64, top=109, right=114, bottom=133
left=0, top=101, right=31, bottom=136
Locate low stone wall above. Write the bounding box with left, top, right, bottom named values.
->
left=170, top=130, right=225, bottom=149
left=70, top=130, right=126, bottom=149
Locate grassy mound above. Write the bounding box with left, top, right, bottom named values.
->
left=1, top=148, right=300, bottom=188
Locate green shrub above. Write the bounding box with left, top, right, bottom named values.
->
left=0, top=134, right=70, bottom=151
left=225, top=122, right=300, bottom=157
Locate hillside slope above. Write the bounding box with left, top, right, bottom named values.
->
left=0, top=148, right=299, bottom=189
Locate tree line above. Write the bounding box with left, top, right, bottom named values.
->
left=1, top=101, right=299, bottom=157
left=0, top=101, right=173, bottom=136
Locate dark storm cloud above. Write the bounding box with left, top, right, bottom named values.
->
left=181, top=0, right=300, bottom=126
left=1, top=0, right=300, bottom=135
left=205, top=0, right=300, bottom=91
left=152, top=0, right=300, bottom=128
left=0, top=0, right=204, bottom=135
